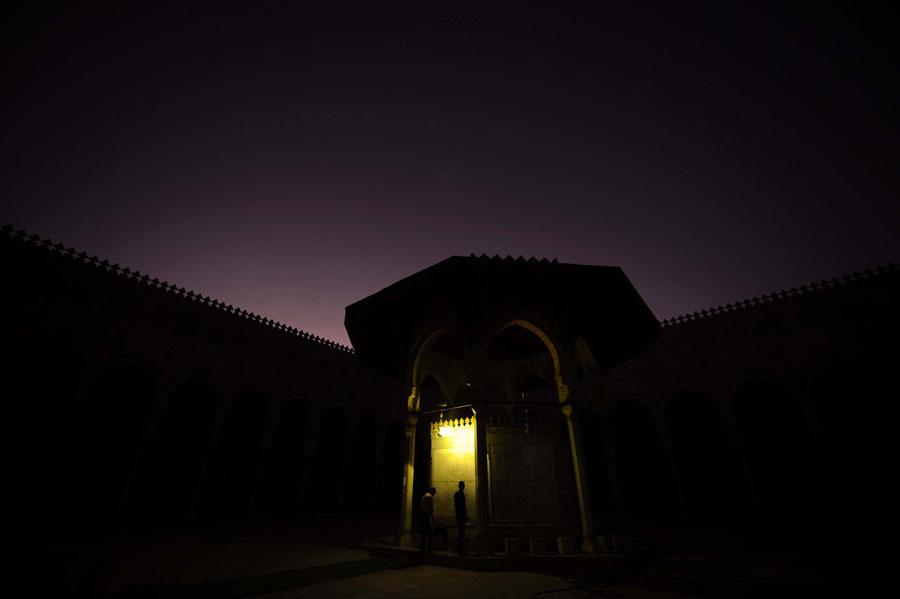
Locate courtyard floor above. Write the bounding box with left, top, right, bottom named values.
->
left=42, top=515, right=837, bottom=598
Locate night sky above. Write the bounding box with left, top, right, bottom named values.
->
left=2, top=2, right=898, bottom=345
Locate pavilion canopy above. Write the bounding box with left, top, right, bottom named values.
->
left=344, top=254, right=660, bottom=379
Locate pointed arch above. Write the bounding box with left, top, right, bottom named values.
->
left=405, top=323, right=466, bottom=413
left=200, top=389, right=269, bottom=516
left=304, top=406, right=348, bottom=512
left=377, top=419, right=404, bottom=511
left=132, top=377, right=217, bottom=516
left=489, top=316, right=569, bottom=403
left=666, top=390, right=744, bottom=515
left=256, top=399, right=309, bottom=515
left=733, top=378, right=807, bottom=516
left=610, top=399, right=674, bottom=517
left=77, top=362, right=156, bottom=518
left=344, top=413, right=378, bottom=511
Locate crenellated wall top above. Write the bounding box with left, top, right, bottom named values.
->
left=659, top=263, right=897, bottom=328
left=1, top=224, right=355, bottom=354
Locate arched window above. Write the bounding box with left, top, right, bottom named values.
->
left=200, top=390, right=268, bottom=516
left=256, top=399, right=309, bottom=515
left=78, top=363, right=156, bottom=518
left=344, top=414, right=378, bottom=511
left=133, top=378, right=217, bottom=516
left=665, top=391, right=743, bottom=516
left=611, top=399, right=674, bottom=518
left=304, top=407, right=347, bottom=512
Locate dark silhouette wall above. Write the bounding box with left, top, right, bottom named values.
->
left=2, top=227, right=404, bottom=527
left=601, top=264, right=898, bottom=548
left=3, top=225, right=896, bottom=544
left=610, top=399, right=673, bottom=519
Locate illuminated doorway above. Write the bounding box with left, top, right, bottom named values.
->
left=430, top=414, right=476, bottom=519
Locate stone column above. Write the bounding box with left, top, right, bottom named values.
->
left=189, top=446, right=212, bottom=517
left=595, top=409, right=630, bottom=546
left=399, top=413, right=418, bottom=547
left=298, top=461, right=310, bottom=510
left=583, top=370, right=630, bottom=547
left=190, top=403, right=227, bottom=517
left=473, top=401, right=491, bottom=554
left=372, top=468, right=380, bottom=511
left=663, top=448, right=685, bottom=511
left=120, top=440, right=147, bottom=515
left=733, top=439, right=758, bottom=512
left=561, top=403, right=599, bottom=553
left=248, top=452, right=266, bottom=516
left=462, top=348, right=493, bottom=554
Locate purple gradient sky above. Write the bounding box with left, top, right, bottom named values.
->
left=2, top=2, right=898, bottom=345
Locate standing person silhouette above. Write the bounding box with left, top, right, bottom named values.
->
left=454, top=481, right=468, bottom=556
left=419, top=487, right=436, bottom=551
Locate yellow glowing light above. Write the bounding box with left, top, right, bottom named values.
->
left=431, top=416, right=476, bottom=518
left=435, top=415, right=474, bottom=439
left=438, top=425, right=469, bottom=437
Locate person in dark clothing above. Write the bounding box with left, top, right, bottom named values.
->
left=419, top=486, right=436, bottom=551
left=454, top=480, right=468, bottom=556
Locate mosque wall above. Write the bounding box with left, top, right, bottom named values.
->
left=2, top=227, right=404, bottom=525
left=5, top=225, right=896, bottom=540
left=597, top=265, right=897, bottom=542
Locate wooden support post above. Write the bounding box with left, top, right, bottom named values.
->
left=562, top=404, right=600, bottom=553
left=399, top=413, right=418, bottom=547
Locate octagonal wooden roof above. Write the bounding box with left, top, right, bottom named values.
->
left=345, top=254, right=660, bottom=379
